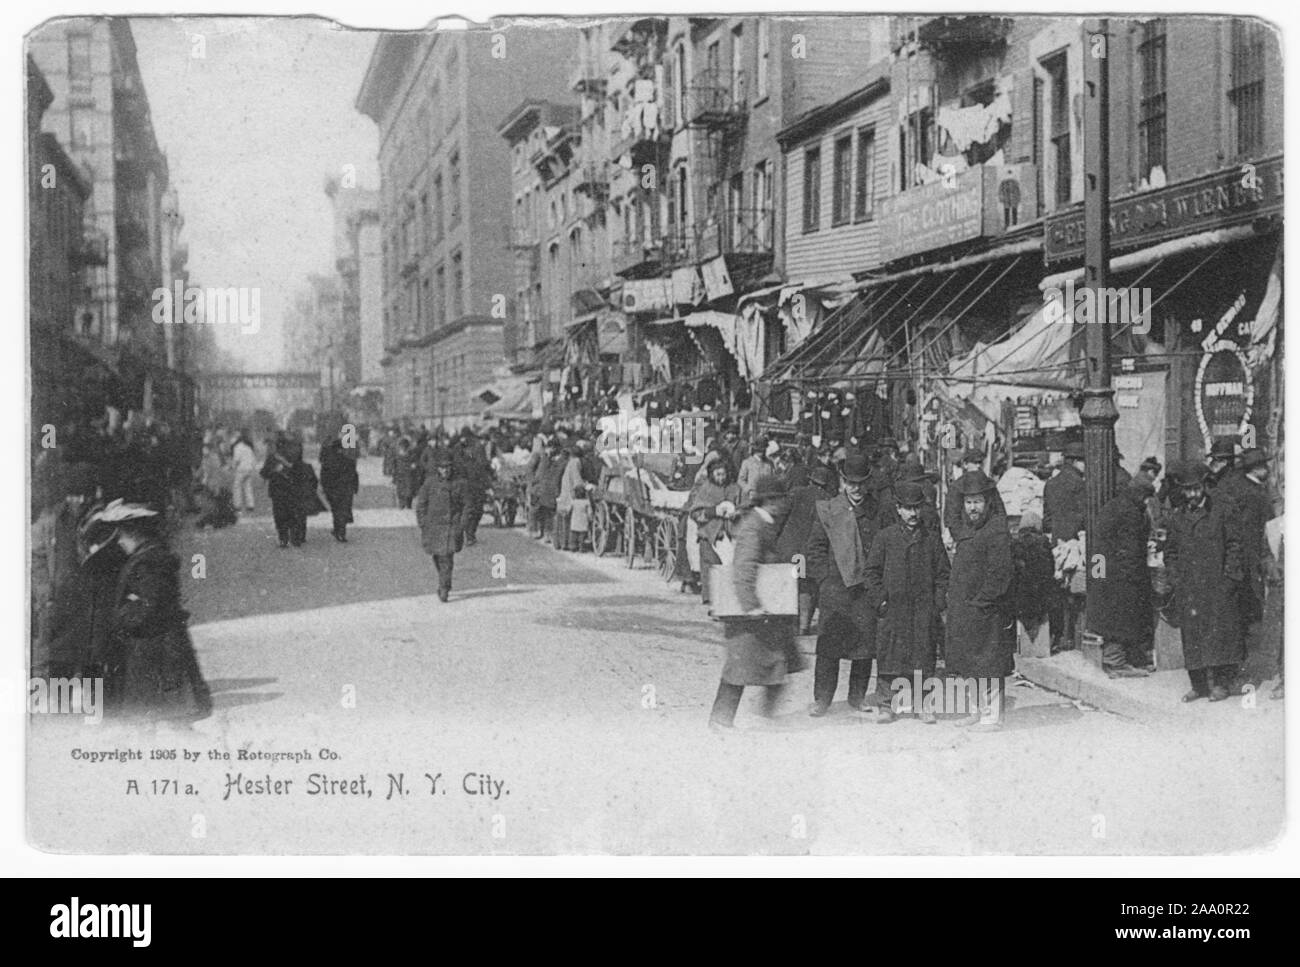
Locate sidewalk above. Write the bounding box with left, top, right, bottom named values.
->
left=1015, top=649, right=1284, bottom=725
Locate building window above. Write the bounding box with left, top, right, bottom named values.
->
left=420, top=274, right=430, bottom=333
left=67, top=33, right=92, bottom=92
left=1138, top=19, right=1167, bottom=179
left=451, top=250, right=464, bottom=319
left=432, top=172, right=443, bottom=242
left=421, top=192, right=431, bottom=248
left=1229, top=19, right=1267, bottom=159
left=832, top=134, right=853, bottom=226
left=756, top=19, right=770, bottom=101
left=898, top=107, right=935, bottom=191
left=1043, top=51, right=1071, bottom=206
left=448, top=152, right=462, bottom=228
left=854, top=125, right=876, bottom=221
left=731, top=24, right=745, bottom=106
left=672, top=44, right=686, bottom=130
left=753, top=159, right=773, bottom=246
left=434, top=264, right=446, bottom=328
left=802, top=146, right=821, bottom=233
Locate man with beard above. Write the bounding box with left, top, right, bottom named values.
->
left=944, top=447, right=1006, bottom=535
left=1203, top=437, right=1238, bottom=498
left=945, top=471, right=1015, bottom=728
left=1164, top=460, right=1244, bottom=702
left=864, top=481, right=950, bottom=724
left=804, top=452, right=886, bottom=717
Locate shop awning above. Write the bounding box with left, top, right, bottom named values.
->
left=943, top=297, right=1079, bottom=421
left=765, top=245, right=1035, bottom=384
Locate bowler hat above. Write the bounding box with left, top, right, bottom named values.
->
left=841, top=452, right=872, bottom=483
left=895, top=481, right=927, bottom=507
left=952, top=470, right=997, bottom=496
left=1062, top=440, right=1085, bottom=460
left=1208, top=437, right=1237, bottom=461
left=1169, top=459, right=1209, bottom=486
left=754, top=476, right=789, bottom=502
left=1139, top=456, right=1162, bottom=475
left=1239, top=448, right=1270, bottom=471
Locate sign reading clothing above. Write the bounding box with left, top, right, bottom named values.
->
left=876, top=165, right=1031, bottom=262
left=878, top=167, right=985, bottom=261
left=1044, top=156, right=1283, bottom=264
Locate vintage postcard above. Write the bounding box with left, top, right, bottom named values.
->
left=25, top=12, right=1284, bottom=855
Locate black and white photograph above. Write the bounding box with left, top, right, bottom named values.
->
left=21, top=7, right=1287, bottom=860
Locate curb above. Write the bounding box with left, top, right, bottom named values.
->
left=1014, top=654, right=1181, bottom=723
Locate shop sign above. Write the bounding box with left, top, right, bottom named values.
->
left=1045, top=156, right=1283, bottom=264
left=877, top=164, right=1035, bottom=262
left=1194, top=292, right=1254, bottom=448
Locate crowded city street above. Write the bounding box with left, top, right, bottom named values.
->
left=29, top=447, right=1280, bottom=855
left=26, top=15, right=1284, bottom=860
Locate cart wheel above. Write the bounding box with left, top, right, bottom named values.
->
left=655, top=517, right=678, bottom=581
left=591, top=502, right=610, bottom=557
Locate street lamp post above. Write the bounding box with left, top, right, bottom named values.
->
left=1082, top=18, right=1118, bottom=634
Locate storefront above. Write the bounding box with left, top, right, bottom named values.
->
left=1041, top=156, right=1284, bottom=471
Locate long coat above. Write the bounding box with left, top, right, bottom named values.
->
left=1165, top=496, right=1244, bottom=670
left=110, top=541, right=209, bottom=717
left=1090, top=484, right=1154, bottom=643
left=320, top=442, right=359, bottom=523
left=1042, top=464, right=1087, bottom=540
left=864, top=521, right=950, bottom=676
left=1218, top=473, right=1272, bottom=617
left=805, top=493, right=885, bottom=659
left=455, top=441, right=493, bottom=499
left=720, top=508, right=794, bottom=687
left=416, top=474, right=466, bottom=557
left=945, top=510, right=1016, bottom=679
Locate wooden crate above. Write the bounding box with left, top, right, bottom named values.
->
left=708, top=563, right=799, bottom=617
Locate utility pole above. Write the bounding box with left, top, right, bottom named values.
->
left=1081, top=18, right=1118, bottom=632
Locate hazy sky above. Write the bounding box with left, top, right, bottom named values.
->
left=131, top=16, right=380, bottom=370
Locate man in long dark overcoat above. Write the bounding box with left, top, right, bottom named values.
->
left=804, top=452, right=887, bottom=717
left=1218, top=448, right=1275, bottom=680
left=320, top=437, right=360, bottom=543
left=1165, top=459, right=1244, bottom=702
left=1091, top=477, right=1157, bottom=676
left=416, top=448, right=465, bottom=602
left=864, top=481, right=950, bottom=723
left=454, top=427, right=492, bottom=546
left=946, top=470, right=1015, bottom=727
